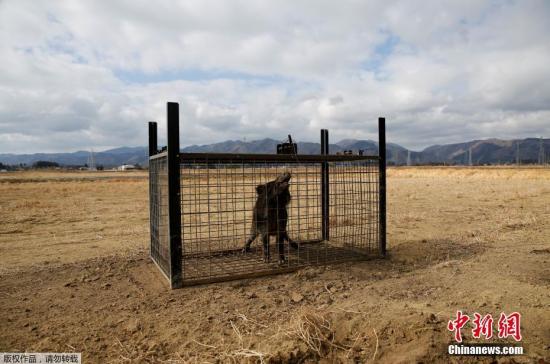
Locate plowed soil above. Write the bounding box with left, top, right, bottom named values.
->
left=1, top=167, right=549, bottom=363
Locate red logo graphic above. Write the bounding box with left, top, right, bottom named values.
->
left=498, top=312, right=522, bottom=341
left=472, top=313, right=493, bottom=339
left=448, top=311, right=522, bottom=342
left=447, top=310, right=470, bottom=343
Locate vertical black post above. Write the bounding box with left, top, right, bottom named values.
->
left=321, top=129, right=330, bottom=241
left=148, top=121, right=158, bottom=261
left=148, top=121, right=158, bottom=156
left=378, top=117, right=387, bottom=257
left=321, top=130, right=326, bottom=240
left=167, top=102, right=183, bottom=288
left=324, top=130, right=330, bottom=241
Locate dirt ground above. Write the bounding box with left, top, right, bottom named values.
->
left=1, top=167, right=549, bottom=363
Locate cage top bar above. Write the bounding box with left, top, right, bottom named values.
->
left=150, top=151, right=168, bottom=161
left=151, top=151, right=380, bottom=162
left=178, top=152, right=379, bottom=163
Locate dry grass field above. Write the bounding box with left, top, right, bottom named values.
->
left=0, top=167, right=549, bottom=363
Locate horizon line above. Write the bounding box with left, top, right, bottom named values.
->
left=1, top=135, right=548, bottom=156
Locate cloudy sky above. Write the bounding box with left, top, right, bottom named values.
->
left=1, top=1, right=549, bottom=153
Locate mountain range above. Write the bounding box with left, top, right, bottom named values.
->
left=0, top=138, right=548, bottom=167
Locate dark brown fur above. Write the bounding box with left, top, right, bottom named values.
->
left=242, top=172, right=298, bottom=263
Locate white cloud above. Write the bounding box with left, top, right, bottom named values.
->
left=0, top=0, right=549, bottom=153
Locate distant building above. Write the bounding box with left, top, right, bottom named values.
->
left=118, top=164, right=137, bottom=171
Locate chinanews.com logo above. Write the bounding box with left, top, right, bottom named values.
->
left=447, top=311, right=524, bottom=356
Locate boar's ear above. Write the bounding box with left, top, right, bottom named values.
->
left=256, top=184, right=265, bottom=195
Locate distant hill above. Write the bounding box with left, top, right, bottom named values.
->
left=181, top=138, right=380, bottom=155
left=418, top=138, right=550, bottom=165
left=0, top=147, right=149, bottom=167
left=0, top=137, right=548, bottom=167
left=180, top=138, right=407, bottom=158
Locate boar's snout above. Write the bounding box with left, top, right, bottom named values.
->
left=275, top=172, right=291, bottom=184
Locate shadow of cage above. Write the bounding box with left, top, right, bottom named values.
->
left=149, top=102, right=387, bottom=288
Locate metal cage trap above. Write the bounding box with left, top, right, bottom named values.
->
left=149, top=102, right=387, bottom=288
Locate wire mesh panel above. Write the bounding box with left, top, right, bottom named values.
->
left=149, top=153, right=170, bottom=278
left=328, top=160, right=379, bottom=252
left=178, top=156, right=380, bottom=285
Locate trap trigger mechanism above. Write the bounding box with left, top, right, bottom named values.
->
left=277, top=134, right=298, bottom=155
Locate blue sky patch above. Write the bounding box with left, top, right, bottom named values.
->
left=114, top=68, right=289, bottom=85
left=361, top=33, right=400, bottom=78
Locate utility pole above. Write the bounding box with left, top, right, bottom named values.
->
left=468, top=147, right=473, bottom=166
left=407, top=150, right=411, bottom=166
left=538, top=137, right=544, bottom=165
left=516, top=141, right=520, bottom=166
left=88, top=149, right=96, bottom=171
